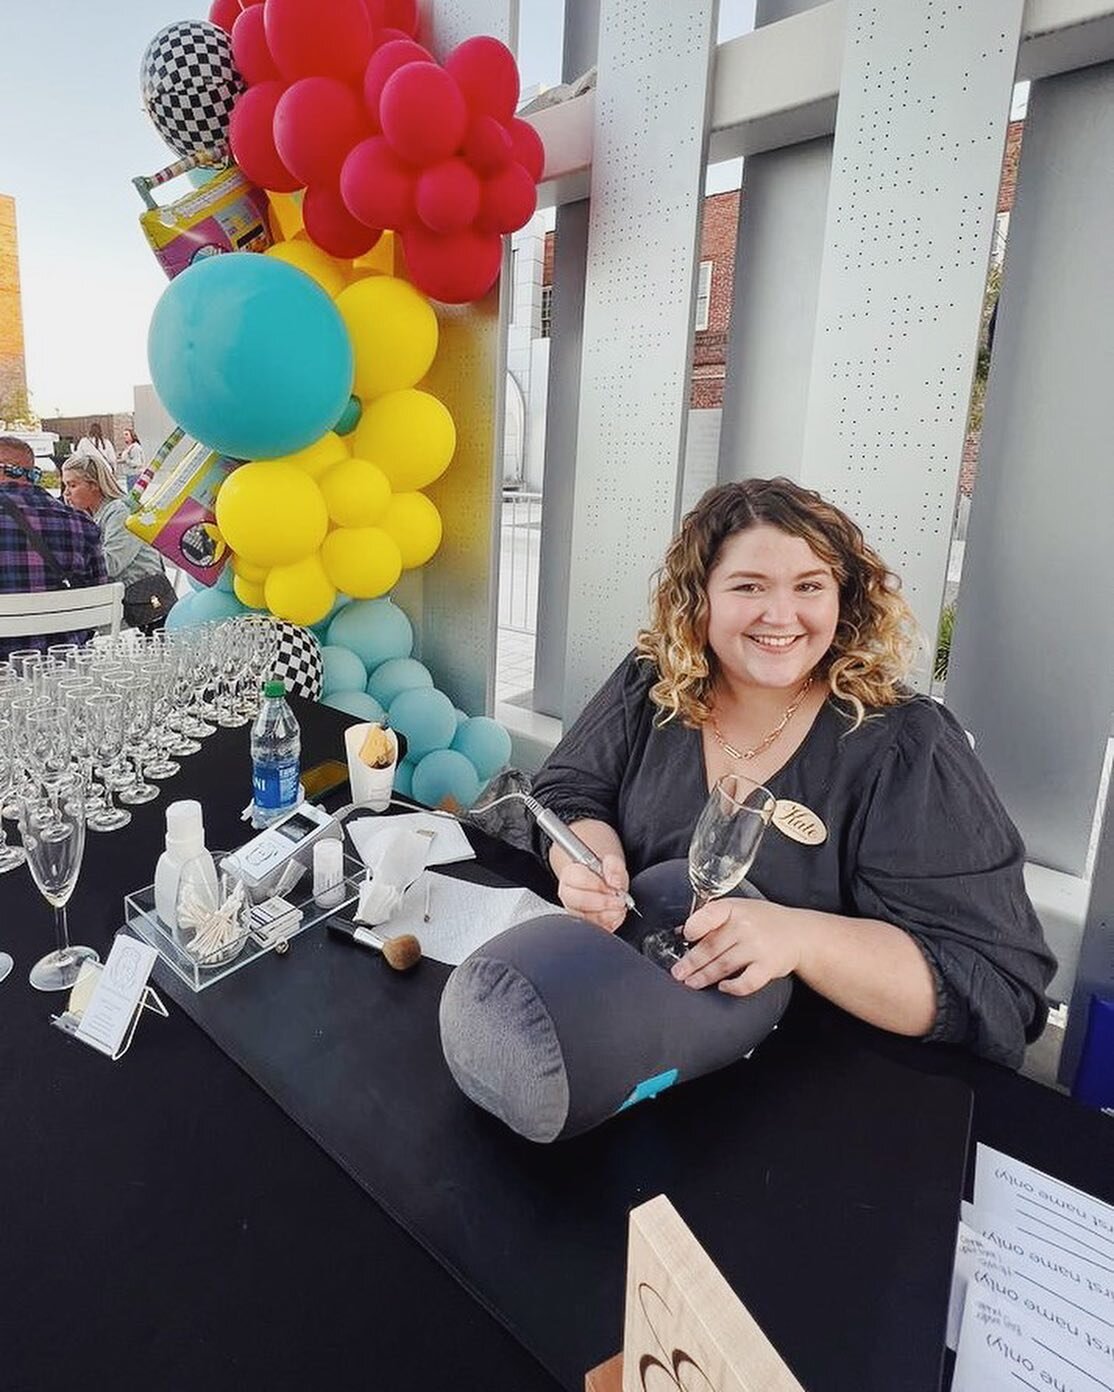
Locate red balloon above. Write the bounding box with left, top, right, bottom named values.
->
left=209, top=0, right=242, bottom=34
left=474, top=162, right=536, bottom=234
left=401, top=225, right=503, bottom=304
left=508, top=117, right=545, bottom=183
left=463, top=114, right=514, bottom=174
left=274, top=78, right=368, bottom=189
left=360, top=0, right=386, bottom=23
left=303, top=185, right=383, bottom=258
left=265, top=0, right=374, bottom=84
left=444, top=37, right=519, bottom=124
left=382, top=0, right=419, bottom=36
left=380, top=64, right=468, bottom=166
left=416, top=159, right=481, bottom=233
left=341, top=136, right=416, bottom=229
left=362, top=39, right=434, bottom=125
left=229, top=83, right=302, bottom=193
left=376, top=28, right=413, bottom=47
left=231, top=5, right=280, bottom=85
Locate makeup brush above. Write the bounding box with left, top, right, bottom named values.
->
left=327, top=918, right=422, bottom=971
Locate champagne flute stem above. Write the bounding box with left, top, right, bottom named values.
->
left=54, top=903, right=71, bottom=959
left=690, top=890, right=710, bottom=917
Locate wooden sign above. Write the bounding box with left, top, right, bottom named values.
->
left=771, top=800, right=827, bottom=846
left=586, top=1195, right=804, bottom=1392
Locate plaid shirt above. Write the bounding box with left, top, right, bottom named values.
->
left=0, top=483, right=108, bottom=660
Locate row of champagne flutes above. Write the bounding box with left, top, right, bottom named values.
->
left=0, top=618, right=281, bottom=991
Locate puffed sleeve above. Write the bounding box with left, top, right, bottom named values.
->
left=530, top=653, right=646, bottom=839
left=851, top=701, right=1056, bottom=1068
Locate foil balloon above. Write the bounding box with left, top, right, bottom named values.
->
left=141, top=20, right=244, bottom=160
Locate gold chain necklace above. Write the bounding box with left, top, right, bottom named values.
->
left=709, top=677, right=814, bottom=762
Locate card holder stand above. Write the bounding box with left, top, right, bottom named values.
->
left=51, top=962, right=169, bottom=1062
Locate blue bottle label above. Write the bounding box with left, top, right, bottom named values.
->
left=253, top=760, right=299, bottom=811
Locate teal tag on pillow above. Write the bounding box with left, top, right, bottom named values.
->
left=618, top=1068, right=679, bottom=1112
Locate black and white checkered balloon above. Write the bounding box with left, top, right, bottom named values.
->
left=265, top=620, right=324, bottom=702
left=141, top=20, right=244, bottom=160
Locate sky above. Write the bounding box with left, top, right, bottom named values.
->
left=0, top=0, right=754, bottom=419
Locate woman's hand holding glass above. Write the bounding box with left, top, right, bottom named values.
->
left=670, top=897, right=804, bottom=995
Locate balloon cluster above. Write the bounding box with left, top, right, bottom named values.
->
left=215, top=0, right=542, bottom=301
left=319, top=597, right=512, bottom=809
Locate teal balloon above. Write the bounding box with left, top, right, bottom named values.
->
left=411, top=749, right=482, bottom=811
left=321, top=646, right=368, bottom=698
left=453, top=707, right=468, bottom=727
left=321, top=690, right=386, bottom=722
left=393, top=757, right=416, bottom=799
left=310, top=593, right=352, bottom=642
left=164, top=591, right=198, bottom=630
left=333, top=394, right=362, bottom=436
left=388, top=687, right=456, bottom=760
left=214, top=563, right=237, bottom=593
left=326, top=598, right=413, bottom=670
left=451, top=716, right=513, bottom=781
left=366, top=657, right=433, bottom=709
left=167, top=585, right=245, bottom=629
left=147, top=252, right=354, bottom=460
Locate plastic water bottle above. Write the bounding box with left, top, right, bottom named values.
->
left=250, top=680, right=301, bottom=828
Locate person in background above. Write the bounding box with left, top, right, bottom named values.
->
left=69, top=423, right=118, bottom=483
left=61, top=455, right=165, bottom=597
left=119, top=427, right=144, bottom=490
left=0, top=435, right=107, bottom=660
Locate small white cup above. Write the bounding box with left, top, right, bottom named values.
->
left=344, top=723, right=399, bottom=813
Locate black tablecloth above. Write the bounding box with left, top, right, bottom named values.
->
left=2, top=699, right=1112, bottom=1392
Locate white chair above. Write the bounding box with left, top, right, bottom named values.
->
left=0, top=583, right=124, bottom=641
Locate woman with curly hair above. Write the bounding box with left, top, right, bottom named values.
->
left=531, top=477, right=1054, bottom=1066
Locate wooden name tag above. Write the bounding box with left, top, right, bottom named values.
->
left=771, top=800, right=827, bottom=846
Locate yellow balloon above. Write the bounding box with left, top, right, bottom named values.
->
left=233, top=574, right=268, bottom=609
left=268, top=192, right=304, bottom=241
left=318, top=456, right=392, bottom=528
left=336, top=276, right=438, bottom=400
left=379, top=491, right=443, bottom=570
left=231, top=555, right=268, bottom=584
left=264, top=554, right=337, bottom=627
left=265, top=239, right=347, bottom=299
left=351, top=231, right=396, bottom=277
left=351, top=390, right=455, bottom=491
left=258, top=431, right=349, bottom=480
left=215, top=462, right=329, bottom=568
left=320, top=527, right=403, bottom=599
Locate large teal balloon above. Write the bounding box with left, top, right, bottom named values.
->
left=321, top=690, right=386, bottom=722
left=326, top=598, right=413, bottom=670
left=310, top=593, right=352, bottom=642
left=451, top=716, right=512, bottom=781
left=393, top=757, right=417, bottom=799
left=321, top=645, right=368, bottom=698
left=366, top=657, right=433, bottom=709
left=166, top=585, right=246, bottom=629
left=147, top=252, right=354, bottom=460
left=388, top=687, right=456, bottom=760
left=411, top=749, right=482, bottom=811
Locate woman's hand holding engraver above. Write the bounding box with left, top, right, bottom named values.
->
left=556, top=854, right=630, bottom=932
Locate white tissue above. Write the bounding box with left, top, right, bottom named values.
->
left=355, top=877, right=404, bottom=926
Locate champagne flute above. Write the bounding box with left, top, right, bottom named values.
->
left=0, top=719, right=27, bottom=873
left=85, top=691, right=132, bottom=832
left=642, top=773, right=776, bottom=969
left=19, top=775, right=99, bottom=991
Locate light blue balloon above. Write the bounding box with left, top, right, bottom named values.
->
left=321, top=646, right=368, bottom=698
left=366, top=657, right=433, bottom=709
left=451, top=716, right=513, bottom=780
left=213, top=563, right=237, bottom=593
left=388, top=687, right=456, bottom=761
left=310, top=593, right=352, bottom=642
left=326, top=598, right=413, bottom=671
left=147, top=252, right=354, bottom=460
left=453, top=707, right=468, bottom=728
left=393, top=757, right=416, bottom=799
left=164, top=590, right=198, bottom=630
left=167, top=585, right=246, bottom=629
left=333, top=394, right=362, bottom=436
left=321, top=691, right=386, bottom=722
left=411, top=749, right=482, bottom=811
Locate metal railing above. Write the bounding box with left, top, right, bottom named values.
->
left=499, top=489, right=542, bottom=635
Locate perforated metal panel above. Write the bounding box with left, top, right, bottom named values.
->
left=414, top=0, right=515, bottom=715
left=799, top=0, right=1024, bottom=670
left=563, top=0, right=719, bottom=718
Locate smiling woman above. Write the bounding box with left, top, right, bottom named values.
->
left=530, top=477, right=1056, bottom=1068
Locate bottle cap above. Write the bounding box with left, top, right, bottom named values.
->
left=263, top=679, right=287, bottom=698
left=165, top=799, right=205, bottom=857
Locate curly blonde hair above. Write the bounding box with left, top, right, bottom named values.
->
left=635, top=478, right=922, bottom=729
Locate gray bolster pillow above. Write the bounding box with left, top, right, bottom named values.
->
left=438, top=859, right=792, bottom=1142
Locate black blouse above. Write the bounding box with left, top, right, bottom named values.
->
left=531, top=653, right=1056, bottom=1068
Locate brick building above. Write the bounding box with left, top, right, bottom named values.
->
left=0, top=194, right=29, bottom=424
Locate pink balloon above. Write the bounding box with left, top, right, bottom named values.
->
left=209, top=0, right=242, bottom=35
left=508, top=117, right=545, bottom=183
left=229, top=82, right=302, bottom=193
left=265, top=0, right=374, bottom=84
left=474, top=162, right=536, bottom=234
left=382, top=0, right=419, bottom=36
left=274, top=78, right=368, bottom=189
left=401, top=224, right=503, bottom=304
left=362, top=38, right=434, bottom=125
left=231, top=4, right=280, bottom=85
left=341, top=135, right=416, bottom=229
left=380, top=64, right=468, bottom=166
left=463, top=114, right=514, bottom=174
left=444, top=36, right=519, bottom=124
left=416, top=159, right=481, bottom=233
left=303, top=185, right=383, bottom=258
